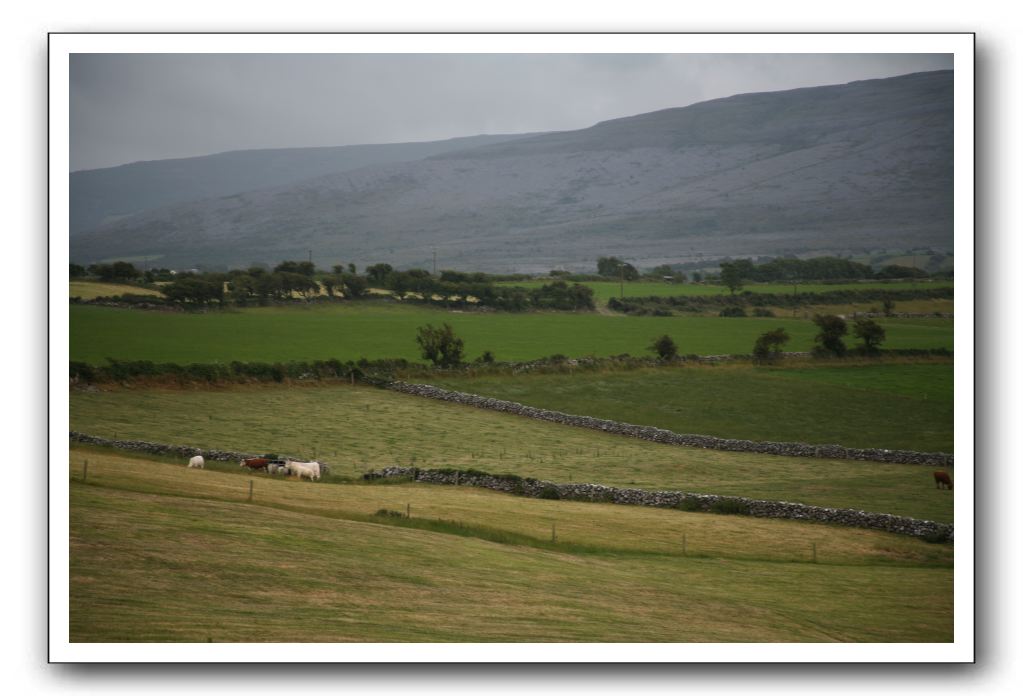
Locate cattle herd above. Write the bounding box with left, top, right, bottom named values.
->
left=239, top=456, right=322, bottom=480
left=183, top=454, right=323, bottom=480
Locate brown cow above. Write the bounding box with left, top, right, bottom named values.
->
left=240, top=457, right=271, bottom=470
left=933, top=471, right=953, bottom=490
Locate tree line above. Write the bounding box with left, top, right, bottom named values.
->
left=608, top=286, right=952, bottom=316
left=717, top=257, right=935, bottom=294
left=71, top=260, right=595, bottom=312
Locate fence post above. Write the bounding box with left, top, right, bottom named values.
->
left=83, top=460, right=88, bottom=482
left=248, top=480, right=254, bottom=502
left=812, top=542, right=817, bottom=564
left=407, top=503, right=410, bottom=519
left=551, top=523, right=556, bottom=543
left=682, top=533, right=686, bottom=557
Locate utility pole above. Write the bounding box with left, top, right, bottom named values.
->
left=618, top=264, right=624, bottom=299
left=432, top=248, right=437, bottom=275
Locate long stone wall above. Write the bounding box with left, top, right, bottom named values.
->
left=68, top=432, right=330, bottom=474
left=365, top=466, right=953, bottom=542
left=68, top=431, right=951, bottom=541
left=385, top=382, right=954, bottom=467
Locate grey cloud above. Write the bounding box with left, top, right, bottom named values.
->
left=70, top=52, right=952, bottom=171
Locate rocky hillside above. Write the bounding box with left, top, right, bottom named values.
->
left=70, top=70, right=953, bottom=272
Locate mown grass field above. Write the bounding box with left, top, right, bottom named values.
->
left=432, top=361, right=954, bottom=453
left=70, top=281, right=164, bottom=300
left=69, top=448, right=953, bottom=642
left=69, top=302, right=954, bottom=365
left=69, top=384, right=954, bottom=522
left=496, top=279, right=953, bottom=304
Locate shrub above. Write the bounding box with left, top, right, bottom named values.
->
left=416, top=323, right=465, bottom=367
left=852, top=317, right=886, bottom=354
left=812, top=314, right=848, bottom=357
left=752, top=327, right=791, bottom=364
left=537, top=486, right=562, bottom=500
left=374, top=509, right=406, bottom=518
left=708, top=498, right=750, bottom=515
left=70, top=361, right=96, bottom=381
left=676, top=497, right=704, bottom=512
left=718, top=306, right=747, bottom=317
left=648, top=334, right=679, bottom=360
left=752, top=307, right=775, bottom=317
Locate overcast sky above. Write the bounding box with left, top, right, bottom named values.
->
left=70, top=53, right=952, bottom=172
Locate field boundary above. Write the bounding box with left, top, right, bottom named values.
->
left=364, top=466, right=953, bottom=542
left=68, top=432, right=952, bottom=541
left=386, top=381, right=954, bottom=467
left=68, top=432, right=331, bottom=475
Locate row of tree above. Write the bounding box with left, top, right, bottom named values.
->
left=718, top=257, right=933, bottom=294
left=72, top=259, right=597, bottom=312
left=646, top=315, right=886, bottom=364
left=418, top=313, right=888, bottom=370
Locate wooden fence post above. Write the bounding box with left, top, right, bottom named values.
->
left=248, top=480, right=254, bottom=502
left=407, top=503, right=411, bottom=519
left=551, top=522, right=556, bottom=543
left=682, top=533, right=686, bottom=557
left=83, top=460, right=88, bottom=482
left=812, top=542, right=817, bottom=564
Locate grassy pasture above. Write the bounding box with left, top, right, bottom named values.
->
left=69, top=448, right=953, bottom=642
left=70, top=281, right=164, bottom=301
left=497, top=279, right=953, bottom=305
left=432, top=362, right=954, bottom=453
left=69, top=384, right=954, bottom=522
left=69, top=303, right=954, bottom=365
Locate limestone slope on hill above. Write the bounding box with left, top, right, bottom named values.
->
left=70, top=70, right=953, bottom=271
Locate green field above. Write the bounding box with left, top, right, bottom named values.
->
left=69, top=303, right=954, bottom=365
left=497, top=279, right=954, bottom=304
left=69, top=448, right=952, bottom=642
left=69, top=384, right=954, bottom=522
left=432, top=362, right=954, bottom=453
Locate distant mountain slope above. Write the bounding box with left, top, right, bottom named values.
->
left=71, top=70, right=953, bottom=272
left=69, top=133, right=534, bottom=235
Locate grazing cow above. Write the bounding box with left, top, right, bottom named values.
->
left=240, top=457, right=271, bottom=470
left=267, top=462, right=282, bottom=475
left=187, top=455, right=205, bottom=469
left=285, top=460, right=319, bottom=481
left=934, top=471, right=953, bottom=490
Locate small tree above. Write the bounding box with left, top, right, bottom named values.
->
left=752, top=328, right=790, bottom=363
left=274, top=260, right=315, bottom=276
left=882, top=296, right=895, bottom=317
left=853, top=318, right=886, bottom=354
left=342, top=274, right=369, bottom=299
left=812, top=314, right=848, bottom=357
left=416, top=323, right=464, bottom=368
left=366, top=263, right=393, bottom=285
left=719, top=260, right=753, bottom=295
left=321, top=275, right=339, bottom=297
left=649, top=335, right=679, bottom=360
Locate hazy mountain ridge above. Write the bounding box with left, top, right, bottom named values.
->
left=70, top=70, right=952, bottom=272
left=69, top=133, right=535, bottom=236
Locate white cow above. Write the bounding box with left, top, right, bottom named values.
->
left=187, top=455, right=205, bottom=469
left=286, top=460, right=319, bottom=481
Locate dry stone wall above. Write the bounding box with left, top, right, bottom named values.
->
left=365, top=466, right=953, bottom=542
left=386, top=382, right=953, bottom=467
left=69, top=432, right=330, bottom=474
